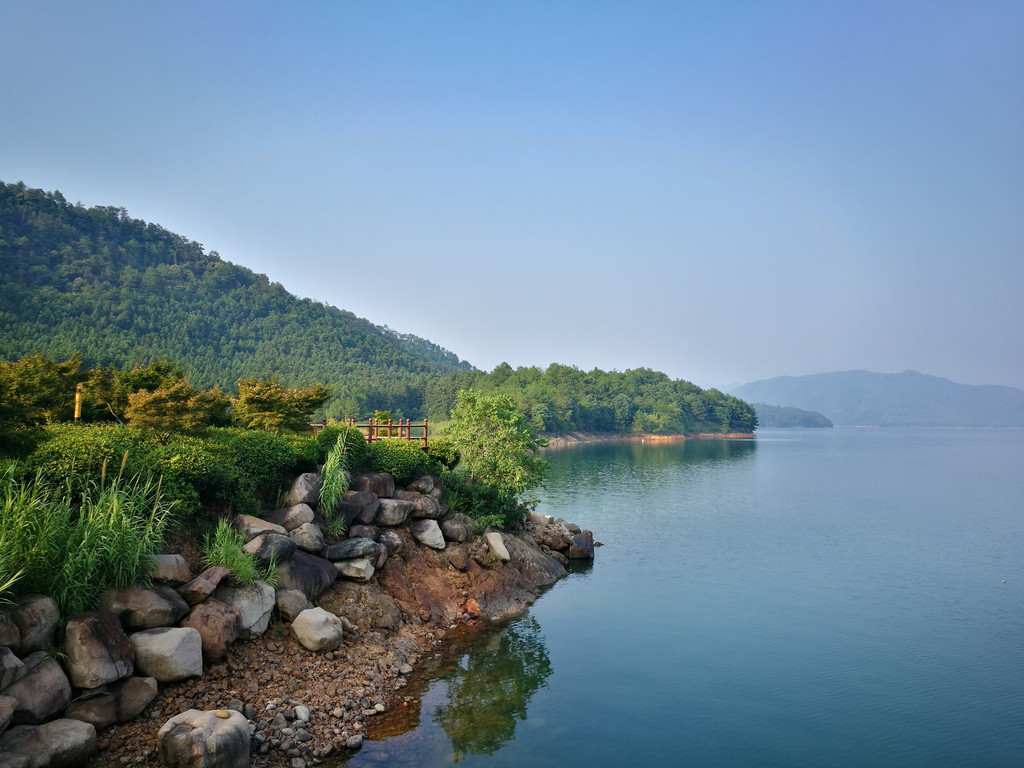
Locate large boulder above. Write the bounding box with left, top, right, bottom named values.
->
left=350, top=472, right=395, bottom=499
left=180, top=600, right=241, bottom=664
left=233, top=514, right=286, bottom=541
left=62, top=611, right=134, bottom=689
left=10, top=596, right=59, bottom=654
left=375, top=498, right=413, bottom=527
left=568, top=530, right=596, bottom=559
left=130, top=627, right=203, bottom=682
left=273, top=551, right=337, bottom=601
left=211, top=581, right=275, bottom=640
left=102, top=587, right=189, bottom=631
left=324, top=538, right=378, bottom=561
left=151, top=554, right=192, bottom=583
left=4, top=652, right=71, bottom=726
left=63, top=676, right=157, bottom=730
left=290, top=608, right=344, bottom=653
left=242, top=533, right=297, bottom=564
left=484, top=531, right=511, bottom=562
left=0, top=718, right=96, bottom=768
left=348, top=524, right=381, bottom=541
left=289, top=522, right=325, bottom=554
left=340, top=490, right=379, bottom=525
left=411, top=519, right=446, bottom=550
left=378, top=530, right=404, bottom=556
left=287, top=473, right=324, bottom=508
left=157, top=708, right=250, bottom=768
left=274, top=590, right=311, bottom=622
left=0, top=611, right=21, bottom=650
left=504, top=533, right=567, bottom=588
left=394, top=490, right=443, bottom=519
left=265, top=503, right=315, bottom=532
left=441, top=514, right=473, bottom=543
left=176, top=566, right=232, bottom=606
left=0, top=694, right=15, bottom=734
left=407, top=475, right=439, bottom=494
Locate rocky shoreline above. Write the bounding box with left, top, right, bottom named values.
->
left=0, top=471, right=594, bottom=768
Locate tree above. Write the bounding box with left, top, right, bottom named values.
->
left=125, top=381, right=229, bottom=438
left=0, top=352, right=84, bottom=427
left=231, top=378, right=331, bottom=432
left=445, top=389, right=547, bottom=497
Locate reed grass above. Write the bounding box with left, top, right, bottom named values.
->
left=202, top=518, right=277, bottom=587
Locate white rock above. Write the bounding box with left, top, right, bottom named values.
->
left=290, top=608, right=344, bottom=653
left=130, top=627, right=203, bottom=682
left=484, top=531, right=511, bottom=562
left=411, top=519, right=446, bottom=550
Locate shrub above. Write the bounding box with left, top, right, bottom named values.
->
left=205, top=428, right=302, bottom=505
left=425, top=436, right=460, bottom=471
left=0, top=467, right=173, bottom=614
left=153, top=438, right=240, bottom=516
left=441, top=473, right=531, bottom=531
left=367, top=439, right=434, bottom=486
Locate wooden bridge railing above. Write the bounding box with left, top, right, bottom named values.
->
left=309, top=418, right=428, bottom=449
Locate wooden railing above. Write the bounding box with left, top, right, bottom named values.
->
left=309, top=418, right=429, bottom=449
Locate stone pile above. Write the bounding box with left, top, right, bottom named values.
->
left=0, top=470, right=596, bottom=768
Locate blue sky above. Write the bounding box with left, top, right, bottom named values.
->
left=3, top=1, right=1022, bottom=389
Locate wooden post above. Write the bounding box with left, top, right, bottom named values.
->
left=422, top=418, right=429, bottom=449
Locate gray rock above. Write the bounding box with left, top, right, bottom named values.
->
left=324, top=538, right=378, bottom=561
left=4, top=652, right=71, bottom=726
left=272, top=551, right=337, bottom=602
left=378, top=530, right=404, bottom=555
left=342, top=490, right=380, bottom=525
left=176, top=566, right=232, bottom=606
left=394, top=490, right=442, bottom=519
left=350, top=472, right=395, bottom=499
left=411, top=519, right=446, bottom=550
left=11, top=595, right=59, bottom=654
left=274, top=590, right=311, bottom=622
left=266, top=503, right=315, bottom=532
left=157, top=708, right=250, bottom=768
left=290, top=608, right=344, bottom=653
left=243, top=533, right=297, bottom=564
left=289, top=522, right=325, bottom=554
left=504, top=533, right=568, bottom=588
left=102, top=586, right=188, bottom=631
left=212, top=581, right=276, bottom=640
left=0, top=718, right=96, bottom=768
left=0, top=610, right=21, bottom=651
left=151, top=554, right=192, bottom=583
left=180, top=599, right=242, bottom=663
left=372, top=542, right=389, bottom=569
left=348, top=524, right=381, bottom=541
left=0, top=647, right=26, bottom=690
left=484, top=531, right=511, bottom=562
left=441, top=514, right=473, bottom=543
left=130, top=627, right=203, bottom=682
left=63, top=676, right=157, bottom=730
left=568, top=530, right=596, bottom=559
left=287, top=473, right=324, bottom=508
left=407, top=475, right=439, bottom=494
left=233, top=514, right=287, bottom=541
left=0, top=694, right=15, bottom=734
left=63, top=611, right=135, bottom=689
left=375, top=498, right=413, bottom=527
left=334, top=558, right=374, bottom=582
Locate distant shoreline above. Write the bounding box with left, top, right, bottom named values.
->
left=543, top=432, right=756, bottom=449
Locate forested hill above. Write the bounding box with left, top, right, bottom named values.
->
left=0, top=181, right=472, bottom=419
left=732, top=370, right=1024, bottom=427
left=425, top=364, right=758, bottom=436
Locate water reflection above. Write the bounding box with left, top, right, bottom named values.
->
left=339, top=614, right=552, bottom=766
left=434, top=616, right=551, bottom=760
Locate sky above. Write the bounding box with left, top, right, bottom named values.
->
left=2, top=1, right=1023, bottom=390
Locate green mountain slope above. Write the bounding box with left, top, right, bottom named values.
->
left=0, top=181, right=472, bottom=419
left=753, top=403, right=832, bottom=428
left=732, top=371, right=1024, bottom=427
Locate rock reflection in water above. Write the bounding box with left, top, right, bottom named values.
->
left=338, top=614, right=551, bottom=766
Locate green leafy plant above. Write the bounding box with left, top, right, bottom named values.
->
left=201, top=517, right=276, bottom=586
left=367, top=438, right=434, bottom=486
left=425, top=436, right=461, bottom=471
left=319, top=433, right=350, bottom=516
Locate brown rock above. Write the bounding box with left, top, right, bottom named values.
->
left=102, top=587, right=188, bottom=631
left=63, top=611, right=135, bottom=689
left=180, top=599, right=242, bottom=663
left=176, top=566, right=232, bottom=606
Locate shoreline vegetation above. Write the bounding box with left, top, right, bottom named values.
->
left=543, top=431, right=756, bottom=449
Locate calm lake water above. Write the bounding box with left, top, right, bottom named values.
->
left=341, top=429, right=1024, bottom=767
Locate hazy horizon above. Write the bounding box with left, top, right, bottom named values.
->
left=3, top=2, right=1022, bottom=390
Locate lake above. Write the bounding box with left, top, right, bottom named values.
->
left=340, top=429, right=1024, bottom=767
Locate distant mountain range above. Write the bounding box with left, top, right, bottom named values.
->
left=731, top=371, right=1024, bottom=427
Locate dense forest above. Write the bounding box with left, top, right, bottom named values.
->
left=0, top=181, right=471, bottom=419
left=752, top=403, right=833, bottom=428
left=426, top=363, right=757, bottom=435
left=1, top=181, right=755, bottom=434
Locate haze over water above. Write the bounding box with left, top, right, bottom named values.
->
left=343, top=429, right=1024, bottom=767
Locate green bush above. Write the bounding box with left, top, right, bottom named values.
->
left=314, top=423, right=368, bottom=473
left=425, top=436, right=461, bottom=471
left=153, top=438, right=240, bottom=516
left=205, top=429, right=302, bottom=505
left=367, top=439, right=434, bottom=486
left=0, top=467, right=172, bottom=615
left=441, top=472, right=531, bottom=531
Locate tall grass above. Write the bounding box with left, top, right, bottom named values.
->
left=319, top=434, right=350, bottom=538
left=0, top=465, right=173, bottom=615
left=202, top=518, right=277, bottom=587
